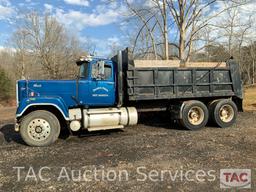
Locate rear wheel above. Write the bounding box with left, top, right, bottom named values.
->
left=209, top=99, right=237, bottom=128
left=179, top=101, right=209, bottom=130
left=20, top=110, right=60, bottom=146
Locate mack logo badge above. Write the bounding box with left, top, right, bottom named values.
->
left=33, top=84, right=42, bottom=88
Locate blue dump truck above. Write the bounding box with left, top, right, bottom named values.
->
left=15, top=49, right=243, bottom=146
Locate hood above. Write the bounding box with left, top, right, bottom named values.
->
left=17, top=80, right=77, bottom=107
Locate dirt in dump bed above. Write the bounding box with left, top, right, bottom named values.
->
left=0, top=111, right=255, bottom=191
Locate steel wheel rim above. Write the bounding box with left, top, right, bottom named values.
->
left=219, top=104, right=234, bottom=123
left=188, top=106, right=205, bottom=126
left=27, top=118, right=51, bottom=141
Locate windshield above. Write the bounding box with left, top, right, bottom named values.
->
left=79, top=63, right=89, bottom=79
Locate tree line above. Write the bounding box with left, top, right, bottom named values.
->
left=0, top=12, right=85, bottom=101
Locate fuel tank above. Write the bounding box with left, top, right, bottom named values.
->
left=82, top=107, right=138, bottom=131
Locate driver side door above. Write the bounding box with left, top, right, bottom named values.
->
left=87, top=61, right=115, bottom=106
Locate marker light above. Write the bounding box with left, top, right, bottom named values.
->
left=30, top=92, right=35, bottom=97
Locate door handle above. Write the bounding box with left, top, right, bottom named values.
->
left=107, top=82, right=114, bottom=85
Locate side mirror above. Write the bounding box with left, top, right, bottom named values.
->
left=98, top=61, right=105, bottom=78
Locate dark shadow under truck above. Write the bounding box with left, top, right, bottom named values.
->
left=15, top=48, right=243, bottom=146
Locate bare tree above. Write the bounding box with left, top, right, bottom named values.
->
left=211, top=1, right=253, bottom=84
left=167, top=0, right=245, bottom=66
left=152, top=0, right=169, bottom=60
left=12, top=29, right=28, bottom=79
left=123, top=0, right=246, bottom=64
left=125, top=0, right=158, bottom=59
left=14, top=12, right=83, bottom=79
left=124, top=0, right=174, bottom=60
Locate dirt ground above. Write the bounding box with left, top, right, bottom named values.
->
left=0, top=106, right=16, bottom=124
left=244, top=85, right=256, bottom=111
left=0, top=88, right=255, bottom=191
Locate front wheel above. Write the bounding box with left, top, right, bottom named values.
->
left=20, top=110, right=60, bottom=146
left=179, top=101, right=209, bottom=130
left=209, top=99, right=238, bottom=128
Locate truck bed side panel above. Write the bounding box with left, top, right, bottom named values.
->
left=126, top=61, right=242, bottom=101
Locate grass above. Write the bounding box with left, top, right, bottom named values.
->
left=243, top=85, right=256, bottom=111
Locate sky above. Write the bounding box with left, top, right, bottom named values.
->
left=0, top=0, right=128, bottom=56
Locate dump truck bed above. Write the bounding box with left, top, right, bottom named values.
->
left=126, top=61, right=243, bottom=101
left=112, top=49, right=243, bottom=106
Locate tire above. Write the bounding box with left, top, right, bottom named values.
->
left=209, top=99, right=238, bottom=128
left=208, top=100, right=219, bottom=123
left=20, top=110, right=61, bottom=146
left=179, top=100, right=209, bottom=130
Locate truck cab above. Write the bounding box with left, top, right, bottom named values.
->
left=15, top=55, right=138, bottom=147
left=77, top=58, right=116, bottom=107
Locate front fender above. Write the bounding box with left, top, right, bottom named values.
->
left=16, top=97, right=69, bottom=120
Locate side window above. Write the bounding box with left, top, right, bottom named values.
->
left=80, top=63, right=89, bottom=79
left=104, top=65, right=112, bottom=80
left=91, top=61, right=112, bottom=80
